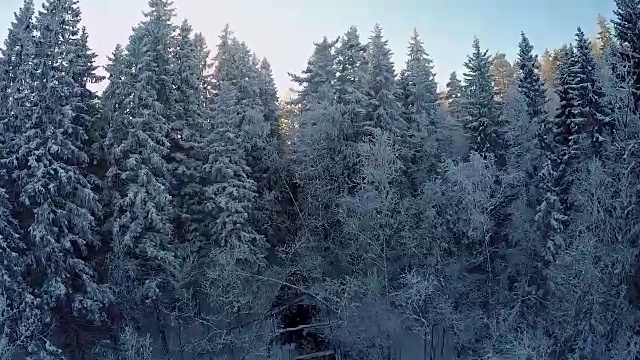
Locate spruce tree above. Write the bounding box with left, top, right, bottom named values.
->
left=334, top=26, right=368, bottom=191
left=534, top=159, right=568, bottom=263
left=103, top=0, right=178, bottom=328
left=3, top=0, right=110, bottom=356
left=101, top=44, right=129, bottom=161
left=212, top=28, right=265, bottom=146
left=0, top=188, right=23, bottom=358
left=0, top=0, right=35, bottom=126
left=193, top=32, right=214, bottom=93
left=397, top=29, right=440, bottom=190
left=291, top=34, right=355, bottom=266
left=517, top=32, right=549, bottom=154
left=257, top=57, right=280, bottom=145
left=571, top=27, right=612, bottom=159
left=612, top=0, right=640, bottom=109
left=169, top=20, right=209, bottom=246
left=213, top=26, right=282, bottom=251
left=289, top=36, right=338, bottom=107
left=365, top=24, right=406, bottom=137
left=398, top=29, right=439, bottom=127
left=549, top=45, right=578, bottom=215
left=69, top=26, right=104, bottom=151
left=335, top=26, right=368, bottom=133
left=203, top=82, right=267, bottom=270
left=535, top=45, right=575, bottom=263
left=444, top=71, right=464, bottom=118
left=462, top=37, right=502, bottom=159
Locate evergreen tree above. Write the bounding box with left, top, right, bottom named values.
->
left=550, top=45, right=578, bottom=213
left=612, top=0, right=640, bottom=109
left=255, top=56, right=292, bottom=248
left=0, top=0, right=35, bottom=126
left=213, top=26, right=282, bottom=251
left=332, top=26, right=369, bottom=192
left=170, top=20, right=207, bottom=145
left=444, top=71, right=464, bottom=118
left=398, top=29, right=439, bottom=127
left=462, top=37, right=502, bottom=159
left=0, top=187, right=23, bottom=358
left=103, top=0, right=178, bottom=330
left=291, top=33, right=357, bottom=271
left=203, top=82, right=267, bottom=270
left=101, top=44, right=129, bottom=160
left=169, top=20, right=210, bottom=247
left=69, top=26, right=105, bottom=155
left=571, top=27, right=612, bottom=159
left=517, top=32, right=549, bottom=154
left=335, top=26, right=369, bottom=140
left=192, top=32, right=214, bottom=94
left=397, top=29, right=440, bottom=190
left=364, top=24, right=406, bottom=137
left=100, top=44, right=129, bottom=219
left=534, top=159, right=568, bottom=263
left=291, top=82, right=352, bottom=272
left=289, top=36, right=338, bottom=107
left=212, top=27, right=265, bottom=149
left=257, top=57, right=280, bottom=145
left=2, top=0, right=110, bottom=356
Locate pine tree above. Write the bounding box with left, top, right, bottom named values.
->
left=462, top=37, right=502, bottom=159
left=491, top=52, right=517, bottom=100
left=571, top=27, right=612, bottom=159
left=444, top=71, right=464, bottom=118
left=364, top=24, right=406, bottom=137
left=397, top=29, right=440, bottom=190
left=289, top=36, right=338, bottom=107
left=539, top=49, right=555, bottom=88
left=595, top=14, right=614, bottom=59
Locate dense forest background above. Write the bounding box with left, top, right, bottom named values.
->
left=2, top=0, right=640, bottom=359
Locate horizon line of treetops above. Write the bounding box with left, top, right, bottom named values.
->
left=2, top=0, right=640, bottom=359
left=275, top=13, right=613, bottom=102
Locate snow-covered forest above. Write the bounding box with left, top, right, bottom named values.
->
left=1, top=0, right=640, bottom=359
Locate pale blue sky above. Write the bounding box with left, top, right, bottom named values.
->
left=0, top=0, right=617, bottom=95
